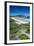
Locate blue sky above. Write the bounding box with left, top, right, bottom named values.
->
left=9, top=6, right=30, bottom=17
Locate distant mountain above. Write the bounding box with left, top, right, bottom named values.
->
left=18, top=15, right=30, bottom=19
left=26, top=16, right=30, bottom=19
left=10, top=15, right=30, bottom=19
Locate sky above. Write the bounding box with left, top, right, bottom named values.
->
left=9, top=6, right=30, bottom=17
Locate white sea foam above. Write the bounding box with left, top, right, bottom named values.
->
left=11, top=17, right=29, bottom=24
